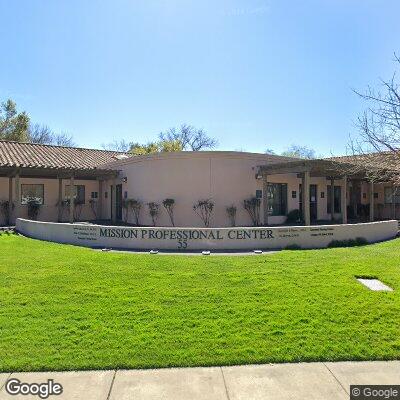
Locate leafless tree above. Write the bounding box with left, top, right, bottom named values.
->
left=28, top=124, right=54, bottom=144
left=162, top=198, right=175, bottom=226
left=159, top=124, right=218, bottom=151
left=147, top=202, right=160, bottom=226
left=337, top=54, right=400, bottom=183
left=28, top=123, right=76, bottom=147
left=193, top=199, right=214, bottom=227
left=129, top=199, right=142, bottom=225
left=53, top=133, right=75, bottom=147
left=264, top=148, right=276, bottom=155
left=102, top=139, right=131, bottom=152
left=243, top=197, right=261, bottom=226
left=281, top=144, right=316, bottom=159
left=226, top=205, right=237, bottom=227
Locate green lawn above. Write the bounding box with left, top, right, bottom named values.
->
left=0, top=234, right=399, bottom=372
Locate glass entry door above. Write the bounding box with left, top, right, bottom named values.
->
left=116, top=184, right=123, bottom=221
left=310, top=184, right=318, bottom=222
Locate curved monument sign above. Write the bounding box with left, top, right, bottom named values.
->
left=16, top=218, right=398, bottom=251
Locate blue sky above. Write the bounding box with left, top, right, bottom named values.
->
left=1, top=0, right=399, bottom=155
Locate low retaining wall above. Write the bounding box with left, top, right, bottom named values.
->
left=16, top=218, right=398, bottom=251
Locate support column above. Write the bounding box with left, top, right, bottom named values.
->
left=391, top=184, right=396, bottom=220
left=98, top=180, right=103, bottom=221
left=111, top=178, right=117, bottom=224
left=341, top=176, right=347, bottom=224
left=8, top=177, right=13, bottom=226
left=58, top=178, right=63, bottom=222
left=302, top=171, right=310, bottom=226
left=263, top=175, right=269, bottom=225
left=369, top=181, right=374, bottom=222
left=69, top=175, right=75, bottom=224
left=14, top=171, right=20, bottom=224
left=350, top=180, right=363, bottom=220
left=330, top=178, right=335, bottom=221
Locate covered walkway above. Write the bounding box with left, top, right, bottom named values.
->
left=258, top=158, right=399, bottom=226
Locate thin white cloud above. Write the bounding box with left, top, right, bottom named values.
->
left=224, top=2, right=270, bottom=17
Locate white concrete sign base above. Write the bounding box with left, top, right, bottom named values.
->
left=16, top=218, right=398, bottom=251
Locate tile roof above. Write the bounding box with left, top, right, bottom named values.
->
left=328, top=152, right=400, bottom=172
left=0, top=141, right=129, bottom=171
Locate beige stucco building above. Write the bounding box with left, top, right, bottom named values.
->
left=0, top=141, right=398, bottom=228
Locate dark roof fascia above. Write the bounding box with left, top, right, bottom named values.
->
left=0, top=166, right=119, bottom=180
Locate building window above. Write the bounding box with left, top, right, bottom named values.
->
left=384, top=187, right=400, bottom=204
left=327, top=185, right=341, bottom=213
left=65, top=185, right=86, bottom=204
left=21, top=184, right=44, bottom=205
left=255, top=189, right=262, bottom=199
left=292, top=190, right=297, bottom=199
left=267, top=183, right=287, bottom=216
left=91, top=192, right=98, bottom=199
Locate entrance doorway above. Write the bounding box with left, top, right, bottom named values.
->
left=110, top=184, right=123, bottom=222
left=310, top=184, right=318, bottom=222
left=116, top=184, right=123, bottom=221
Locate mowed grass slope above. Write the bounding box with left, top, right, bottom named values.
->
left=0, top=234, right=399, bottom=372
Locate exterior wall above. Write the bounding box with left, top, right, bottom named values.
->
left=16, top=218, right=398, bottom=251
left=113, top=152, right=268, bottom=228
left=316, top=177, right=346, bottom=221
left=0, top=177, right=100, bottom=225
left=361, top=181, right=400, bottom=220
left=0, top=177, right=10, bottom=225
left=1, top=151, right=397, bottom=227
left=110, top=152, right=351, bottom=227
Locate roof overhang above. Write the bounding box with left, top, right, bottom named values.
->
left=0, top=166, right=119, bottom=180
left=258, top=159, right=368, bottom=179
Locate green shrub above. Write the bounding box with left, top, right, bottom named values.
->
left=284, top=244, right=302, bottom=250
left=286, top=209, right=301, bottom=223
left=327, top=237, right=368, bottom=248
left=0, top=229, right=16, bottom=236
left=26, top=198, right=41, bottom=220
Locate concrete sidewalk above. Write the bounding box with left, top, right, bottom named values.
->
left=0, top=361, right=399, bottom=400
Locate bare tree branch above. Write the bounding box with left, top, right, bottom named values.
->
left=101, top=139, right=131, bottom=152
left=338, top=56, right=400, bottom=184
left=28, top=123, right=76, bottom=147
left=159, top=124, right=218, bottom=151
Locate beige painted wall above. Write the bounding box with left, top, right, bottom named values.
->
left=108, top=152, right=350, bottom=227
left=0, top=177, right=100, bottom=224
left=1, top=152, right=394, bottom=227
left=0, top=177, right=9, bottom=225
left=106, top=152, right=266, bottom=227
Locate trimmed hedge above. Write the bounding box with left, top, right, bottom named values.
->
left=327, top=237, right=368, bottom=248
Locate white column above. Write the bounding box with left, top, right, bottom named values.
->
left=330, top=178, right=335, bottom=221
left=69, top=175, right=75, bottom=223
left=341, top=176, right=347, bottom=224
left=8, top=177, right=13, bottom=225
left=14, top=171, right=20, bottom=224
left=111, top=178, right=117, bottom=223
left=369, top=181, right=374, bottom=222
left=98, top=180, right=103, bottom=221
left=302, top=171, right=310, bottom=225
left=391, top=184, right=396, bottom=220
left=58, top=178, right=63, bottom=222
left=263, top=175, right=269, bottom=225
